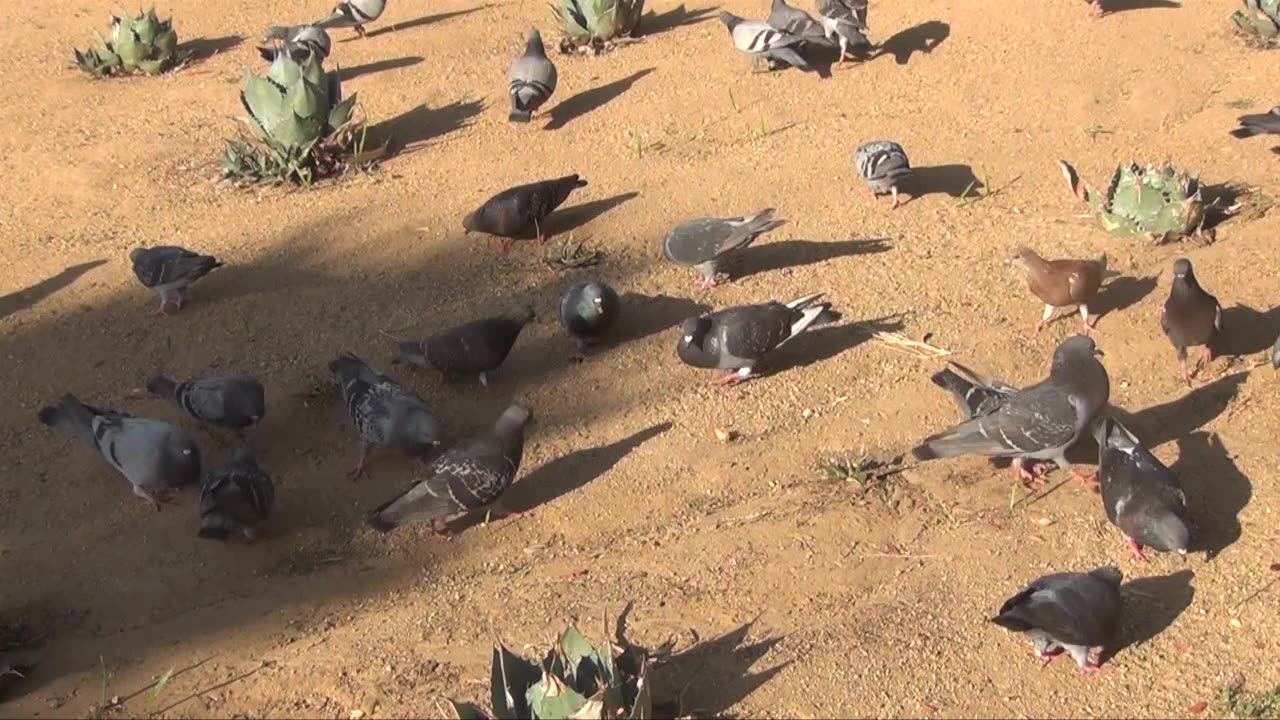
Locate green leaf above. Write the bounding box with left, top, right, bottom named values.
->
left=242, top=74, right=286, bottom=128
left=155, top=28, right=178, bottom=60
left=328, top=95, right=358, bottom=132
left=528, top=672, right=589, bottom=720
left=152, top=667, right=175, bottom=698
left=137, top=58, right=167, bottom=75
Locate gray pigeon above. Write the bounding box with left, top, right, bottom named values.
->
left=259, top=24, right=331, bottom=64
left=508, top=29, right=557, bottom=124
left=368, top=405, right=532, bottom=534
left=1093, top=417, right=1189, bottom=561
left=767, top=0, right=830, bottom=45
left=314, top=0, right=386, bottom=37
left=129, top=246, right=223, bottom=315
left=855, top=141, right=912, bottom=209
left=329, top=353, right=445, bottom=480
left=813, top=0, right=870, bottom=62
left=990, top=566, right=1123, bottom=673
left=559, top=281, right=621, bottom=360
left=662, top=209, right=785, bottom=290
left=198, top=447, right=274, bottom=541
left=1230, top=106, right=1280, bottom=138
left=929, top=361, right=1018, bottom=420
left=463, top=175, right=587, bottom=249
left=1272, top=331, right=1280, bottom=369
left=719, top=11, right=812, bottom=72
left=38, top=394, right=201, bottom=510
left=1161, top=258, right=1221, bottom=387
left=911, top=335, right=1110, bottom=488
left=143, top=375, right=265, bottom=438
left=391, top=306, right=536, bottom=387
left=677, top=292, right=836, bottom=385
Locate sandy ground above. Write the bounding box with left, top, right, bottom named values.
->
left=2, top=0, right=1280, bottom=717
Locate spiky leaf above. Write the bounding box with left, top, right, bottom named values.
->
left=491, top=644, right=540, bottom=720
left=528, top=671, right=589, bottom=720
left=1232, top=0, right=1280, bottom=39
left=1095, top=162, right=1204, bottom=242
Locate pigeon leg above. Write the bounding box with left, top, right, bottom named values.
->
left=1035, top=304, right=1056, bottom=333
left=1179, top=355, right=1193, bottom=388
left=569, top=338, right=588, bottom=364
left=1037, top=647, right=1065, bottom=667
left=1073, top=468, right=1099, bottom=491
left=1201, top=345, right=1215, bottom=365
left=1087, top=0, right=1106, bottom=19
left=431, top=517, right=451, bottom=536
left=1012, top=457, right=1046, bottom=489
left=1124, top=534, right=1149, bottom=562
left=478, top=371, right=489, bottom=389
left=347, top=441, right=372, bottom=481
left=534, top=218, right=547, bottom=245
left=1079, top=304, right=1097, bottom=334
left=890, top=185, right=902, bottom=209
left=498, top=238, right=513, bottom=254
left=354, top=24, right=367, bottom=38
left=697, top=275, right=720, bottom=291
left=837, top=37, right=848, bottom=65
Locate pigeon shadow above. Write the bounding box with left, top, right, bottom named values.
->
left=872, top=20, right=949, bottom=65
left=547, top=192, right=640, bottom=235
left=1103, top=0, right=1182, bottom=12
left=1092, top=274, right=1158, bottom=317
left=1101, top=569, right=1195, bottom=664
left=546, top=68, right=655, bottom=131
left=735, top=237, right=892, bottom=281
left=614, top=293, right=712, bottom=346
left=493, top=422, right=673, bottom=516
left=772, top=314, right=905, bottom=376
left=647, top=618, right=790, bottom=718
left=1214, top=304, right=1280, bottom=357
left=337, top=55, right=423, bottom=82
left=1173, top=431, right=1251, bottom=560
left=361, top=8, right=485, bottom=38
left=0, top=260, right=107, bottom=321
left=179, top=35, right=243, bottom=63
left=642, top=4, right=721, bottom=34
left=1113, top=371, right=1247, bottom=448
left=910, top=164, right=980, bottom=200
left=371, top=98, right=485, bottom=153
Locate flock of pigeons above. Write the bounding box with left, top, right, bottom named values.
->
left=28, top=0, right=1280, bottom=688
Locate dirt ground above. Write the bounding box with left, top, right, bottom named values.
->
left=2, top=0, right=1280, bottom=717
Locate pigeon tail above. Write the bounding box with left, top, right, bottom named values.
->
left=508, top=108, right=533, bottom=123
left=930, top=367, right=977, bottom=414
left=911, top=420, right=1011, bottom=460
left=197, top=517, right=233, bottom=541
left=368, top=485, right=458, bottom=533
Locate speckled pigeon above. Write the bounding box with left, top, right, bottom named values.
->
left=1093, top=416, right=1189, bottom=561
left=991, top=566, right=1123, bottom=672
left=368, top=405, right=532, bottom=534
left=663, top=208, right=784, bottom=290
left=314, top=0, right=385, bottom=37
left=329, top=352, right=444, bottom=480
left=508, top=29, right=557, bottom=123
left=391, top=306, right=535, bottom=388
left=1161, top=258, right=1221, bottom=387
left=130, top=245, right=223, bottom=315
left=813, top=0, right=869, bottom=62
left=463, top=175, right=587, bottom=249
left=855, top=141, right=912, bottom=209
left=142, top=375, right=265, bottom=437
left=677, top=292, right=836, bottom=385
left=912, top=336, right=1110, bottom=488
left=559, top=281, right=620, bottom=360
left=38, top=393, right=201, bottom=510
left=768, top=0, right=830, bottom=45
left=719, top=11, right=812, bottom=72
left=198, top=446, right=274, bottom=541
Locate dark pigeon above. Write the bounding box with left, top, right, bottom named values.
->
left=990, top=566, right=1123, bottom=673
left=677, top=292, right=836, bottom=385
left=1160, top=258, right=1221, bottom=387
left=143, top=375, right=265, bottom=437
left=1230, top=106, right=1280, bottom=138
left=463, top=175, right=587, bottom=250
left=559, top=281, right=620, bottom=360
left=329, top=353, right=445, bottom=480
left=662, top=208, right=785, bottom=290
left=1093, top=416, right=1189, bottom=561
left=198, top=446, right=274, bottom=541
left=855, top=140, right=911, bottom=209
left=368, top=405, right=532, bottom=534
left=129, top=245, right=223, bottom=315
left=391, top=306, right=536, bottom=388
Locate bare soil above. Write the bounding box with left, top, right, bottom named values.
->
left=2, top=0, right=1279, bottom=717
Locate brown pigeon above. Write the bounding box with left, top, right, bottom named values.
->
left=1160, top=258, right=1221, bottom=387
left=1011, top=247, right=1107, bottom=334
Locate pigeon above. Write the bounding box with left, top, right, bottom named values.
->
left=911, top=335, right=1110, bottom=488
left=141, top=375, right=265, bottom=438
left=198, top=447, right=274, bottom=541
left=329, top=353, right=445, bottom=480
left=767, top=0, right=831, bottom=46
left=1011, top=246, right=1108, bottom=334
left=391, top=306, right=536, bottom=388
left=990, top=566, right=1123, bottom=673
left=368, top=405, right=532, bottom=534
left=662, top=209, right=785, bottom=290
left=677, top=292, right=836, bottom=385
left=1093, top=416, right=1189, bottom=561
left=559, top=281, right=621, bottom=360
left=813, top=0, right=870, bottom=62
left=719, top=11, right=812, bottom=72
left=38, top=393, right=201, bottom=510
left=259, top=24, right=331, bottom=64
left=314, top=0, right=386, bottom=37
left=463, top=175, right=587, bottom=250
left=855, top=141, right=912, bottom=209
left=508, top=29, right=557, bottom=124
left=1085, top=0, right=1107, bottom=19
left=929, top=361, right=1018, bottom=421
left=1230, top=106, right=1280, bottom=138
left=1160, top=258, right=1221, bottom=387
left=1273, top=331, right=1280, bottom=369
left=129, top=246, right=223, bottom=315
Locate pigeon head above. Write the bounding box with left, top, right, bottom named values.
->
left=681, top=316, right=712, bottom=346
left=525, top=28, right=546, bottom=56
left=1054, top=335, right=1104, bottom=364
left=1092, top=415, right=1136, bottom=453
left=462, top=208, right=485, bottom=235
left=145, top=375, right=178, bottom=398
left=578, top=282, right=608, bottom=311
left=1142, top=513, right=1190, bottom=555
left=496, top=404, right=533, bottom=436
left=1170, top=258, right=1203, bottom=292
left=390, top=340, right=429, bottom=368
left=719, top=11, right=743, bottom=31
left=1009, top=246, right=1041, bottom=268
left=128, top=248, right=147, bottom=265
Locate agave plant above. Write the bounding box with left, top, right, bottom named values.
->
left=1231, top=0, right=1280, bottom=47
left=74, top=8, right=179, bottom=77
left=222, top=51, right=360, bottom=184
left=1057, top=160, right=1205, bottom=243
left=550, top=0, right=646, bottom=52
left=448, top=623, right=652, bottom=720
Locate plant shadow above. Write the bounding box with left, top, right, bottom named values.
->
left=1173, top=431, right=1251, bottom=560
left=771, top=314, right=906, bottom=376
left=371, top=98, right=486, bottom=153
left=1215, top=304, right=1280, bottom=357
left=872, top=20, right=949, bottom=65
left=546, top=68, right=655, bottom=130
left=1201, top=182, right=1246, bottom=232
left=180, top=35, right=243, bottom=63
left=1092, top=274, right=1158, bottom=317
left=642, top=4, right=721, bottom=34
left=735, top=237, right=892, bottom=282
left=1100, top=569, right=1194, bottom=664
left=646, top=617, right=790, bottom=718
left=547, top=192, right=641, bottom=236
left=910, top=164, right=980, bottom=200
left=338, top=55, right=424, bottom=82
left=361, top=8, right=485, bottom=38
left=0, top=260, right=108, bottom=321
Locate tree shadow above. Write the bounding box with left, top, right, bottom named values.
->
left=546, top=68, right=655, bottom=131
left=1173, top=431, right=1251, bottom=560
left=1100, top=569, right=1194, bottom=664
left=361, top=8, right=485, bottom=38
left=646, top=617, right=789, bottom=718
left=1103, top=0, right=1182, bottom=12
left=871, top=20, right=949, bottom=65
left=735, top=237, right=891, bottom=281
left=1215, top=304, right=1280, bottom=357
left=613, top=293, right=712, bottom=346
left=771, top=314, right=905, bottom=376
left=371, top=98, right=486, bottom=153
left=642, top=4, right=721, bottom=34
left=0, top=260, right=108, bottom=321
left=337, top=55, right=423, bottom=82
left=179, top=35, right=243, bottom=63
left=1111, top=371, right=1247, bottom=448
left=547, top=192, right=641, bottom=236
left=1092, top=274, right=1158, bottom=317
left=909, top=164, right=979, bottom=200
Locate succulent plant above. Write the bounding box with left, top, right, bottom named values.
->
left=550, top=0, right=646, bottom=52
left=1057, top=160, right=1205, bottom=243
left=74, top=9, right=180, bottom=77
left=448, top=623, right=652, bottom=720
left=1231, top=0, right=1280, bottom=47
